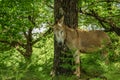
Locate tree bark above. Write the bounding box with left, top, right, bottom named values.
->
left=54, top=0, right=78, bottom=76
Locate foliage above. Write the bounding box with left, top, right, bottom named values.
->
left=0, top=0, right=54, bottom=80
left=78, top=0, right=120, bottom=33
left=0, top=0, right=53, bottom=55
left=0, top=0, right=120, bottom=80
left=0, top=33, right=54, bottom=80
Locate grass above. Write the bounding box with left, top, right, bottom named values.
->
left=1, top=67, right=120, bottom=80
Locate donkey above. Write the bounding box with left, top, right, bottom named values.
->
left=53, top=17, right=111, bottom=77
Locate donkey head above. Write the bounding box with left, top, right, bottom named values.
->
left=54, top=16, right=66, bottom=46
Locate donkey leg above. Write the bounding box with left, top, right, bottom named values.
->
left=74, top=50, right=80, bottom=77
left=102, top=50, right=109, bottom=64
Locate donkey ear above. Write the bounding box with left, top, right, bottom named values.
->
left=58, top=16, right=64, bottom=27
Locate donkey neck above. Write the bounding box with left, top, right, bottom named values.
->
left=65, top=26, right=78, bottom=39
left=64, top=26, right=79, bottom=50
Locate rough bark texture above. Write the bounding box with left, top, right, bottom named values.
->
left=54, top=0, right=78, bottom=75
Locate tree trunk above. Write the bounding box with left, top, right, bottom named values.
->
left=17, top=28, right=33, bottom=64
left=54, top=0, right=78, bottom=76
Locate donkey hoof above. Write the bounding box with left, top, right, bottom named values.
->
left=77, top=74, right=80, bottom=78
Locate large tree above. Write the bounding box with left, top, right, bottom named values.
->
left=53, top=0, right=78, bottom=76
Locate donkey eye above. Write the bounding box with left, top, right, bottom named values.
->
left=60, top=31, right=63, bottom=34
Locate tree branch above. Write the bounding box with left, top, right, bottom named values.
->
left=32, top=27, right=52, bottom=45
left=0, top=39, right=26, bottom=57
left=79, top=9, right=120, bottom=36
left=23, top=31, right=28, bottom=39
left=0, top=40, right=25, bottom=48
left=0, top=40, right=11, bottom=45
left=16, top=48, right=25, bottom=56
left=28, top=15, right=36, bottom=26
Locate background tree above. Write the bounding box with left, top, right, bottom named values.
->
left=0, top=0, right=54, bottom=79
left=0, top=0, right=53, bottom=62
left=78, top=0, right=120, bottom=35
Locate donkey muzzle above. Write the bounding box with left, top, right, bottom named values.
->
left=58, top=42, right=63, bottom=46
